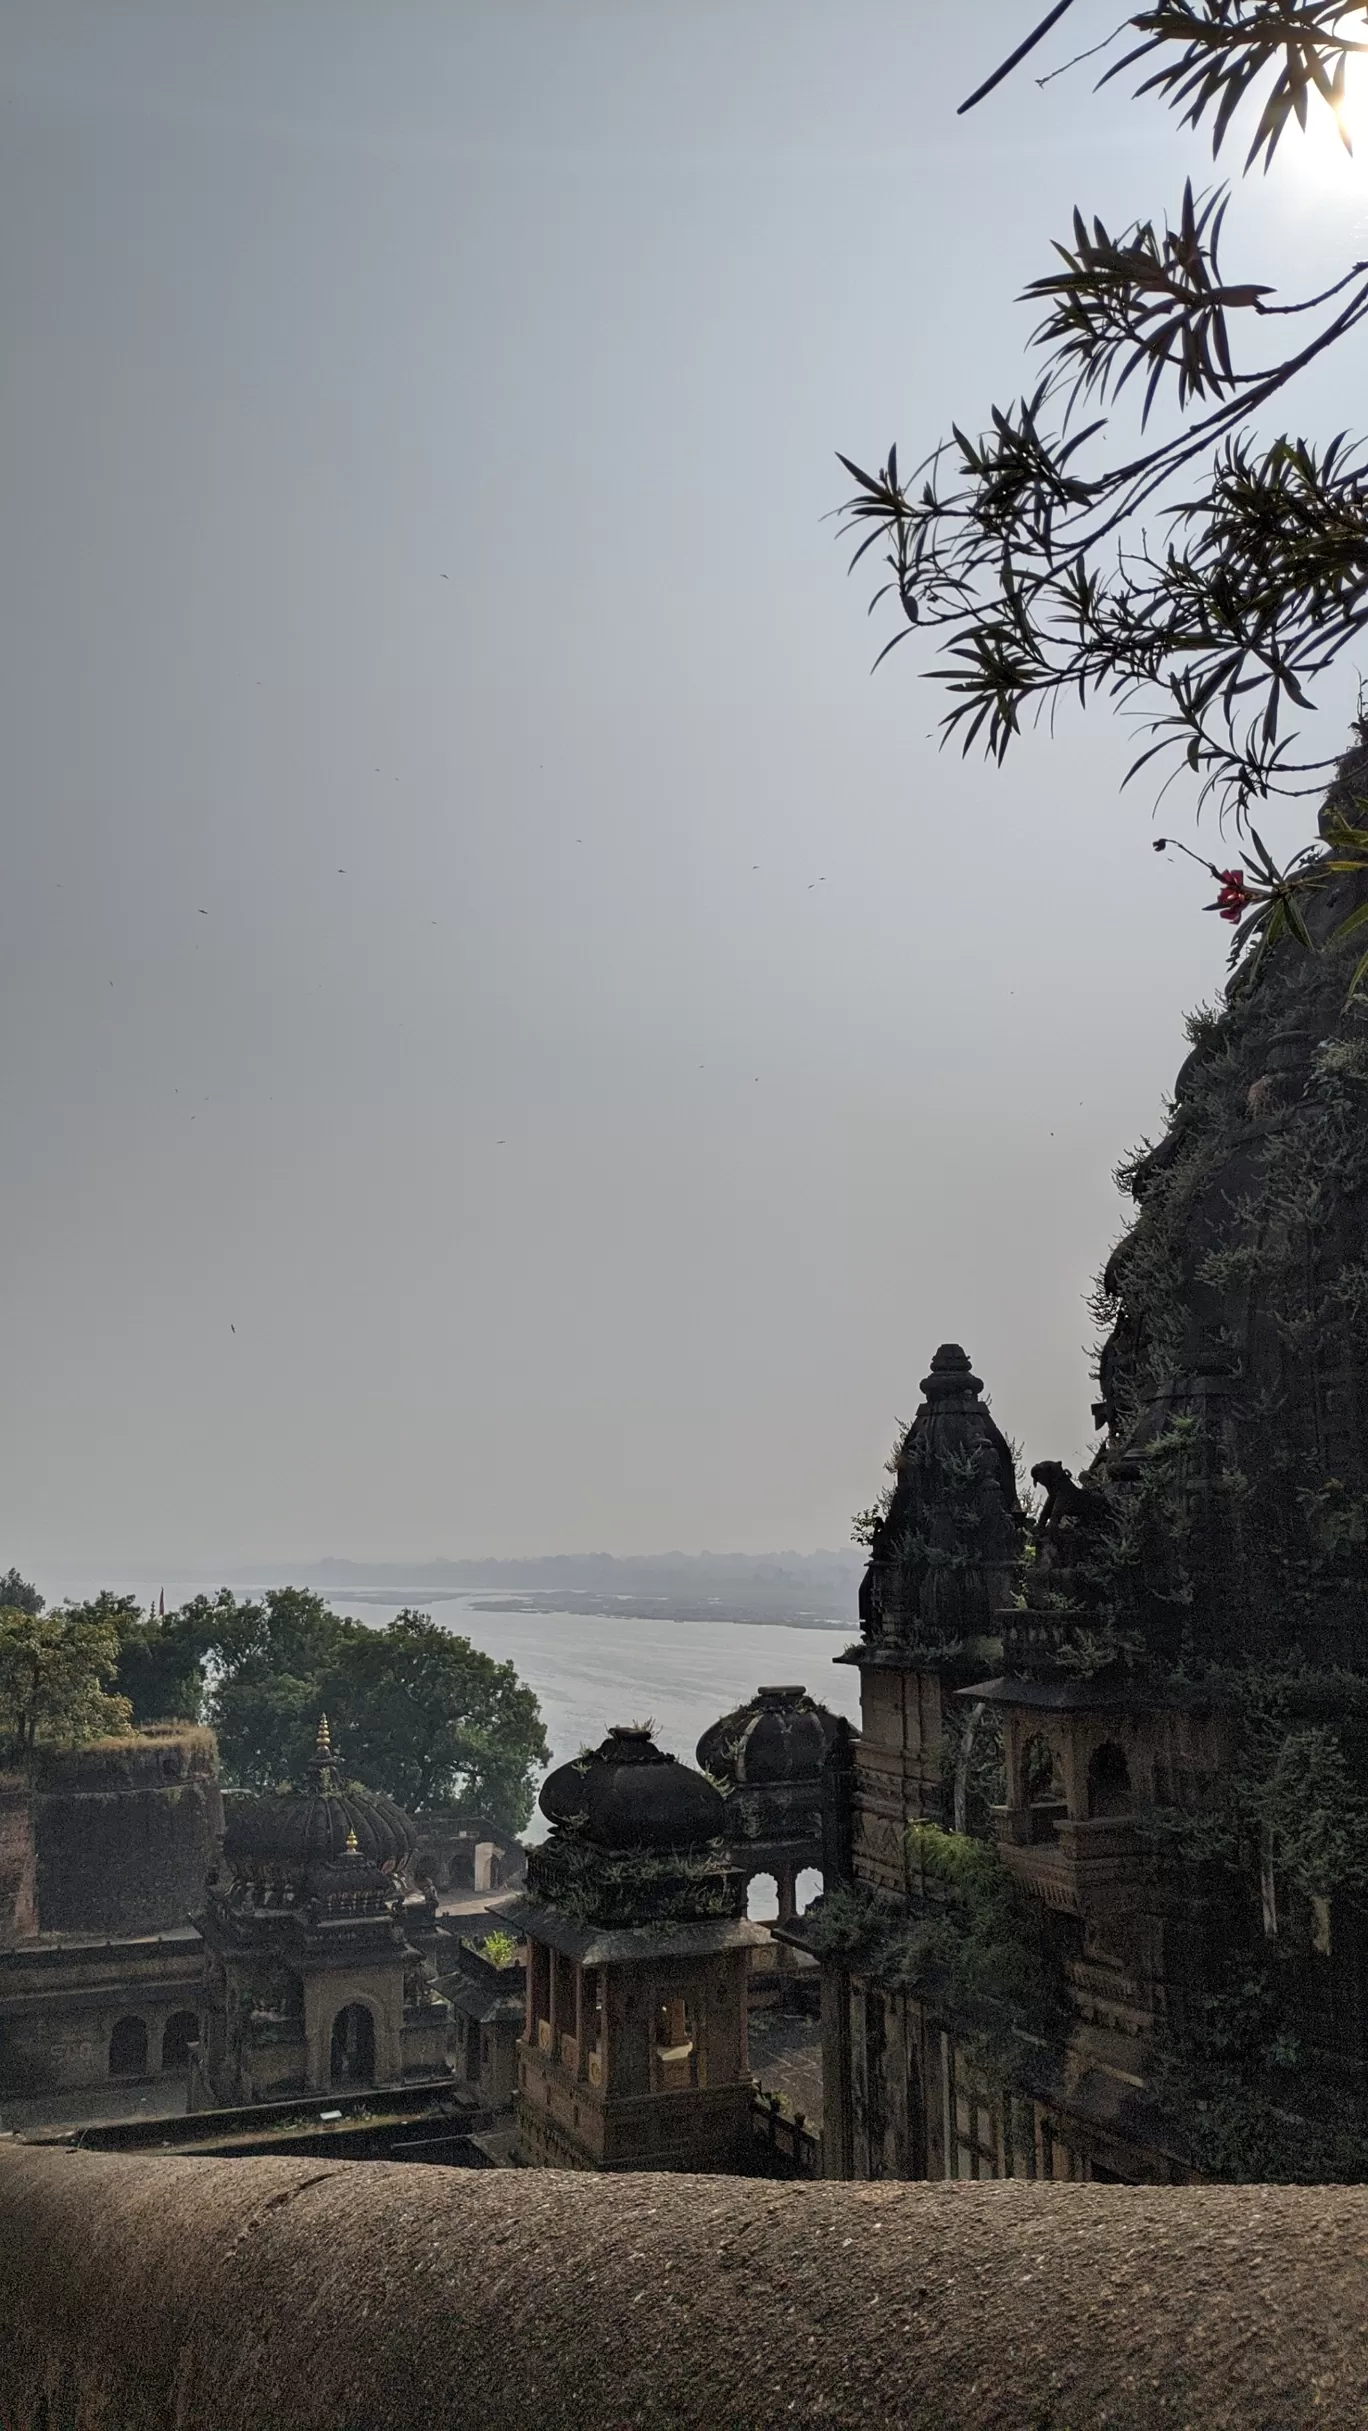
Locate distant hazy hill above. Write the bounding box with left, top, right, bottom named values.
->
left=300, top=1549, right=863, bottom=1627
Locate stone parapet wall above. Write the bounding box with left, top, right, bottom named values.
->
left=2, top=2145, right=1367, bottom=2428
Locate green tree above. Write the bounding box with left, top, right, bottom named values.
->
left=112, top=1592, right=234, bottom=1725
left=840, top=5, right=1368, bottom=865
left=0, top=1603, right=133, bottom=1766
left=141, top=1584, right=549, bottom=1832
left=0, top=1568, right=44, bottom=1617
left=322, top=1609, right=549, bottom=1833
left=198, top=1587, right=352, bottom=1792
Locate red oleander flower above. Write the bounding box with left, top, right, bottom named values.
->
left=1211, top=868, right=1252, bottom=923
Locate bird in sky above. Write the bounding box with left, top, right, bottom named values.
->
left=230, top=1324, right=235, bottom=1335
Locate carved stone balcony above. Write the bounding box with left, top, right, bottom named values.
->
left=992, top=1809, right=1147, bottom=1916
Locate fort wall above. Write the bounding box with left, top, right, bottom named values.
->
left=32, top=1726, right=222, bottom=1935
left=0, top=1778, right=37, bottom=1947
left=0, top=2142, right=1364, bottom=2429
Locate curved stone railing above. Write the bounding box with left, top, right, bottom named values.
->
left=1, top=2142, right=1365, bottom=2427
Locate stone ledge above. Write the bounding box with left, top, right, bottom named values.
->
left=3, top=2144, right=1368, bottom=2427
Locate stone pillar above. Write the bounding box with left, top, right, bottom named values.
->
left=524, top=1941, right=537, bottom=2044
left=821, top=1965, right=854, bottom=2179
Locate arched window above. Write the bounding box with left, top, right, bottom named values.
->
left=108, top=2016, right=148, bottom=2078
left=329, top=2001, right=376, bottom=2088
left=1087, top=1742, right=1133, bottom=1820
left=161, top=2010, right=199, bottom=2070
left=654, top=1994, right=696, bottom=2090
left=1022, top=1735, right=1066, bottom=1842
left=746, top=1871, right=779, bottom=1922
left=795, top=1867, right=822, bottom=1916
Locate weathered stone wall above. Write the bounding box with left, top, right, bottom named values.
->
left=2, top=2144, right=1366, bottom=2428
left=0, top=1778, right=36, bottom=1947
left=33, top=1728, right=222, bottom=1934
left=409, top=1810, right=520, bottom=1890
left=0, top=1932, right=203, bottom=2098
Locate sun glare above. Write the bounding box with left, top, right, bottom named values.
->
left=1289, top=48, right=1368, bottom=187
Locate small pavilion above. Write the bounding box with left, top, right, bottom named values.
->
left=697, top=1683, right=839, bottom=1932
left=509, top=1724, right=768, bottom=2171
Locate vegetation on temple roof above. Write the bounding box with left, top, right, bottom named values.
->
left=806, top=1824, right=1061, bottom=2058
left=528, top=1723, right=746, bottom=1929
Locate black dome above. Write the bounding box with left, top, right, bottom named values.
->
left=538, top=1724, right=725, bottom=1851
left=223, top=1787, right=415, bottom=1877
left=697, top=1685, right=838, bottom=1788
left=222, top=1716, right=416, bottom=1882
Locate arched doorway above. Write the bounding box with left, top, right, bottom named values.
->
left=161, top=2010, right=199, bottom=2070
left=329, top=2002, right=376, bottom=2088
left=1087, top=1741, right=1133, bottom=1820
left=108, top=2016, right=148, bottom=2078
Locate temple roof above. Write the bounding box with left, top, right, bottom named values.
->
left=696, top=1685, right=838, bottom=1788
left=537, top=1724, right=725, bottom=1851
left=860, top=1342, right=1023, bottom=1654
left=220, top=1717, right=416, bottom=1887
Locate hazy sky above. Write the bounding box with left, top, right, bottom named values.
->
left=3, top=3, right=1365, bottom=1574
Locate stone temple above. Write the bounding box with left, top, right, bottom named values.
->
left=11, top=750, right=1368, bottom=2417
left=806, top=745, right=1368, bottom=2183
left=195, top=1716, right=450, bottom=2106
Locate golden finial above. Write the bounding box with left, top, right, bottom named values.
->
left=345, top=1825, right=359, bottom=1854
left=316, top=1714, right=332, bottom=1755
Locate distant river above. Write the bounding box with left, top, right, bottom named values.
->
left=47, top=1580, right=864, bottom=1906
left=329, top=1595, right=863, bottom=1845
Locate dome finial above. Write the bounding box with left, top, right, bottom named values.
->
left=316, top=1713, right=332, bottom=1755
left=344, top=1824, right=359, bottom=1856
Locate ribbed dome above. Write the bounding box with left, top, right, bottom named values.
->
left=223, top=1787, right=415, bottom=1876
left=222, top=1717, right=416, bottom=1883
left=538, top=1724, right=725, bottom=1851
left=696, top=1686, right=838, bottom=1788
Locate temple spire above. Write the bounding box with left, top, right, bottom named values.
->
left=309, top=1712, right=338, bottom=1792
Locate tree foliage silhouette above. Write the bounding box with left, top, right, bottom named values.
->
left=840, top=4, right=1368, bottom=839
